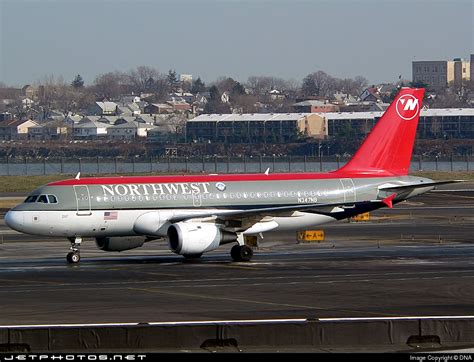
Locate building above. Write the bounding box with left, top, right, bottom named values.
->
left=359, top=88, right=382, bottom=102
left=21, top=85, right=38, bottom=99
left=107, top=118, right=156, bottom=140
left=324, top=108, right=474, bottom=140
left=88, top=102, right=118, bottom=116
left=293, top=100, right=339, bottom=113
left=471, top=54, right=474, bottom=85
left=73, top=117, right=111, bottom=138
left=412, top=57, right=471, bottom=90
left=0, top=119, right=37, bottom=140
left=144, top=103, right=174, bottom=115
left=186, top=113, right=326, bottom=144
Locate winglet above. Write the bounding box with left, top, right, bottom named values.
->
left=264, top=168, right=270, bottom=175
left=382, top=193, right=396, bottom=208
left=75, top=172, right=81, bottom=180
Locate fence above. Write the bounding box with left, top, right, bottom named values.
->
left=0, top=155, right=472, bottom=176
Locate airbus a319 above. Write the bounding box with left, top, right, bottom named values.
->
left=5, top=88, right=457, bottom=263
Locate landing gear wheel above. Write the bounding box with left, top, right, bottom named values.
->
left=231, top=245, right=253, bottom=262
left=183, top=253, right=203, bottom=259
left=66, top=252, right=80, bottom=264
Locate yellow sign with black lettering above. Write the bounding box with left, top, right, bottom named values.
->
left=244, top=235, right=258, bottom=247
left=351, top=212, right=370, bottom=222
left=297, top=230, right=325, bottom=242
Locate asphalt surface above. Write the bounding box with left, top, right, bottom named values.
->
left=0, top=183, right=473, bottom=326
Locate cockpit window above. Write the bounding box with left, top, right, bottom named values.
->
left=47, top=195, right=58, bottom=204
left=37, top=195, right=48, bottom=203
left=24, top=195, right=39, bottom=203
left=24, top=194, right=58, bottom=204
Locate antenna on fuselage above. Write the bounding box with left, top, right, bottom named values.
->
left=75, top=172, right=81, bottom=180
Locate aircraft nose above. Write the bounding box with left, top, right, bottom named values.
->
left=5, top=210, right=24, bottom=232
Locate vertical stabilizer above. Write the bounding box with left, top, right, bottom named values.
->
left=336, top=87, right=424, bottom=176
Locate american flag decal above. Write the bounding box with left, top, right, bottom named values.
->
left=104, top=211, right=118, bottom=220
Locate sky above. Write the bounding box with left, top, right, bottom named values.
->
left=0, top=0, right=473, bottom=87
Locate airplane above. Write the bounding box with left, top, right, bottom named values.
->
left=5, top=87, right=458, bottom=264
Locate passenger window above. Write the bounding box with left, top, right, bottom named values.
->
left=37, top=195, right=48, bottom=203
left=24, top=195, right=38, bottom=203
left=48, top=195, right=58, bottom=204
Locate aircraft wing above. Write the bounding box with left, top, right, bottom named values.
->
left=167, top=199, right=386, bottom=224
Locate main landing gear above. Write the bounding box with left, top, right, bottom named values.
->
left=67, top=237, right=82, bottom=264
left=230, top=233, right=254, bottom=262
left=231, top=244, right=253, bottom=262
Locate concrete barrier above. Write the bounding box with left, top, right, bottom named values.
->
left=1, top=317, right=474, bottom=352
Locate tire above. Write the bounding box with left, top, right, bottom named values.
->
left=231, top=245, right=241, bottom=261
left=231, top=245, right=253, bottom=262
left=183, top=253, right=203, bottom=259
left=66, top=252, right=80, bottom=264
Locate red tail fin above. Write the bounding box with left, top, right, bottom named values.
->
left=336, top=87, right=424, bottom=176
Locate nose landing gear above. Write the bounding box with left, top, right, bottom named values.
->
left=67, top=237, right=82, bottom=264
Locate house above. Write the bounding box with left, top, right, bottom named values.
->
left=360, top=88, right=382, bottom=102
left=332, top=92, right=358, bottom=105
left=120, top=95, right=141, bottom=104
left=28, top=119, right=71, bottom=140
left=0, top=120, right=22, bottom=141
left=269, top=89, right=285, bottom=101
left=107, top=119, right=138, bottom=140
left=118, top=102, right=141, bottom=116
left=0, top=112, right=13, bottom=122
left=135, top=115, right=156, bottom=125
left=73, top=117, right=110, bottom=138
left=65, top=115, right=84, bottom=126
left=167, top=99, right=191, bottom=113
left=88, top=102, right=118, bottom=116
left=107, top=118, right=157, bottom=140
left=144, top=103, right=174, bottom=115
left=0, top=119, right=38, bottom=140
left=17, top=119, right=38, bottom=136
left=170, top=92, right=194, bottom=104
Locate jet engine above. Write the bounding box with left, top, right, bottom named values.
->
left=96, top=236, right=146, bottom=252
left=167, top=222, right=237, bottom=256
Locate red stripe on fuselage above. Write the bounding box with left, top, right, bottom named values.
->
left=48, top=171, right=394, bottom=186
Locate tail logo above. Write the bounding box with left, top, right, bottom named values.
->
left=396, top=94, right=420, bottom=120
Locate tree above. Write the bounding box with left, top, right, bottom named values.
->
left=93, top=71, right=128, bottom=100
left=167, top=69, right=180, bottom=93
left=128, top=66, right=160, bottom=93
left=203, top=85, right=230, bottom=114
left=231, top=81, right=245, bottom=96
left=191, top=77, right=206, bottom=94
left=71, top=74, right=84, bottom=89
left=301, top=75, right=318, bottom=97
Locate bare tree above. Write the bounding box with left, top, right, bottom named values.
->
left=128, top=66, right=161, bottom=93
left=93, top=71, right=128, bottom=100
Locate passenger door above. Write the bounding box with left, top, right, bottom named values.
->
left=74, top=185, right=92, bottom=216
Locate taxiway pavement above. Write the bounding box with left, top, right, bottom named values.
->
left=0, top=183, right=473, bottom=326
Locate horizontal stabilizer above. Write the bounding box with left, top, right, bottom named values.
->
left=382, top=194, right=396, bottom=208
left=378, top=180, right=464, bottom=193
